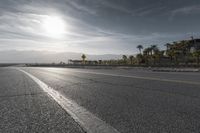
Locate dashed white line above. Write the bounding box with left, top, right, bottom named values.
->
left=18, top=69, right=120, bottom=133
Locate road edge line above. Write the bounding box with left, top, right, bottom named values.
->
left=18, top=69, right=120, bottom=133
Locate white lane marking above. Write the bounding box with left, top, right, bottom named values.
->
left=74, top=71, right=200, bottom=85
left=42, top=68, right=200, bottom=86
left=18, top=69, right=120, bottom=133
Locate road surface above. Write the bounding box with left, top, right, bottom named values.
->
left=1, top=67, right=200, bottom=133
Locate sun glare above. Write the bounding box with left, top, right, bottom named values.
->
left=42, top=16, right=66, bottom=38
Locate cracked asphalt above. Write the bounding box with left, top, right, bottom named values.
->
left=1, top=67, right=200, bottom=133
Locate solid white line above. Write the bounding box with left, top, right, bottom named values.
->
left=77, top=71, right=200, bottom=85
left=43, top=68, right=200, bottom=86
left=18, top=69, right=120, bottom=133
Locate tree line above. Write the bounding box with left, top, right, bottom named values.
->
left=79, top=38, right=200, bottom=67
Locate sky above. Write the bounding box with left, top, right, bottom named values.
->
left=0, top=0, right=200, bottom=55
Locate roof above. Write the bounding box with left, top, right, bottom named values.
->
left=189, top=39, right=200, bottom=43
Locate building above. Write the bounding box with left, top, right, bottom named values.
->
left=68, top=59, right=98, bottom=65
left=68, top=60, right=83, bottom=65
left=189, top=39, right=200, bottom=51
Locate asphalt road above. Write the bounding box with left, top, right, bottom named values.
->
left=1, top=67, right=200, bottom=133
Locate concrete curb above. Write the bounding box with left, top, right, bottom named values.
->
left=151, top=68, right=200, bottom=72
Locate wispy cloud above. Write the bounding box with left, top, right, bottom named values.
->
left=0, top=1, right=128, bottom=54
left=65, top=0, right=96, bottom=15
left=98, top=1, right=165, bottom=16
left=170, top=5, right=200, bottom=19
left=0, top=0, right=200, bottom=55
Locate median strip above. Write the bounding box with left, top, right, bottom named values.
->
left=18, top=69, right=120, bottom=133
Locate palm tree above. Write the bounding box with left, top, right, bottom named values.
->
left=81, top=54, right=86, bottom=64
left=98, top=60, right=102, bottom=65
left=173, top=51, right=180, bottom=65
left=137, top=45, right=143, bottom=54
left=165, top=43, right=171, bottom=50
left=136, top=54, right=143, bottom=65
left=170, top=42, right=181, bottom=65
left=180, top=40, right=190, bottom=64
left=158, top=50, right=165, bottom=64
left=152, top=48, right=160, bottom=65
left=151, top=45, right=158, bottom=55
left=166, top=50, right=174, bottom=63
left=191, top=36, right=195, bottom=48
left=122, top=55, right=128, bottom=65
left=143, top=48, right=151, bottom=56
left=143, top=48, right=151, bottom=65
left=193, top=50, right=200, bottom=65
left=129, top=55, right=134, bottom=65
left=154, top=49, right=164, bottom=64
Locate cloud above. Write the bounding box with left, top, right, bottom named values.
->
left=95, top=0, right=165, bottom=17
left=65, top=0, right=96, bottom=15
left=0, top=0, right=200, bottom=57
left=170, top=5, right=200, bottom=19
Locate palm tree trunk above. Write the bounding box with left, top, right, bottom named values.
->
left=170, top=56, right=173, bottom=63
left=197, top=56, right=200, bottom=65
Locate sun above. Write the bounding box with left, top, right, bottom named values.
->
left=42, top=16, right=66, bottom=38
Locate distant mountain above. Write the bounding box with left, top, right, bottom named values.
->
left=0, top=50, right=123, bottom=63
